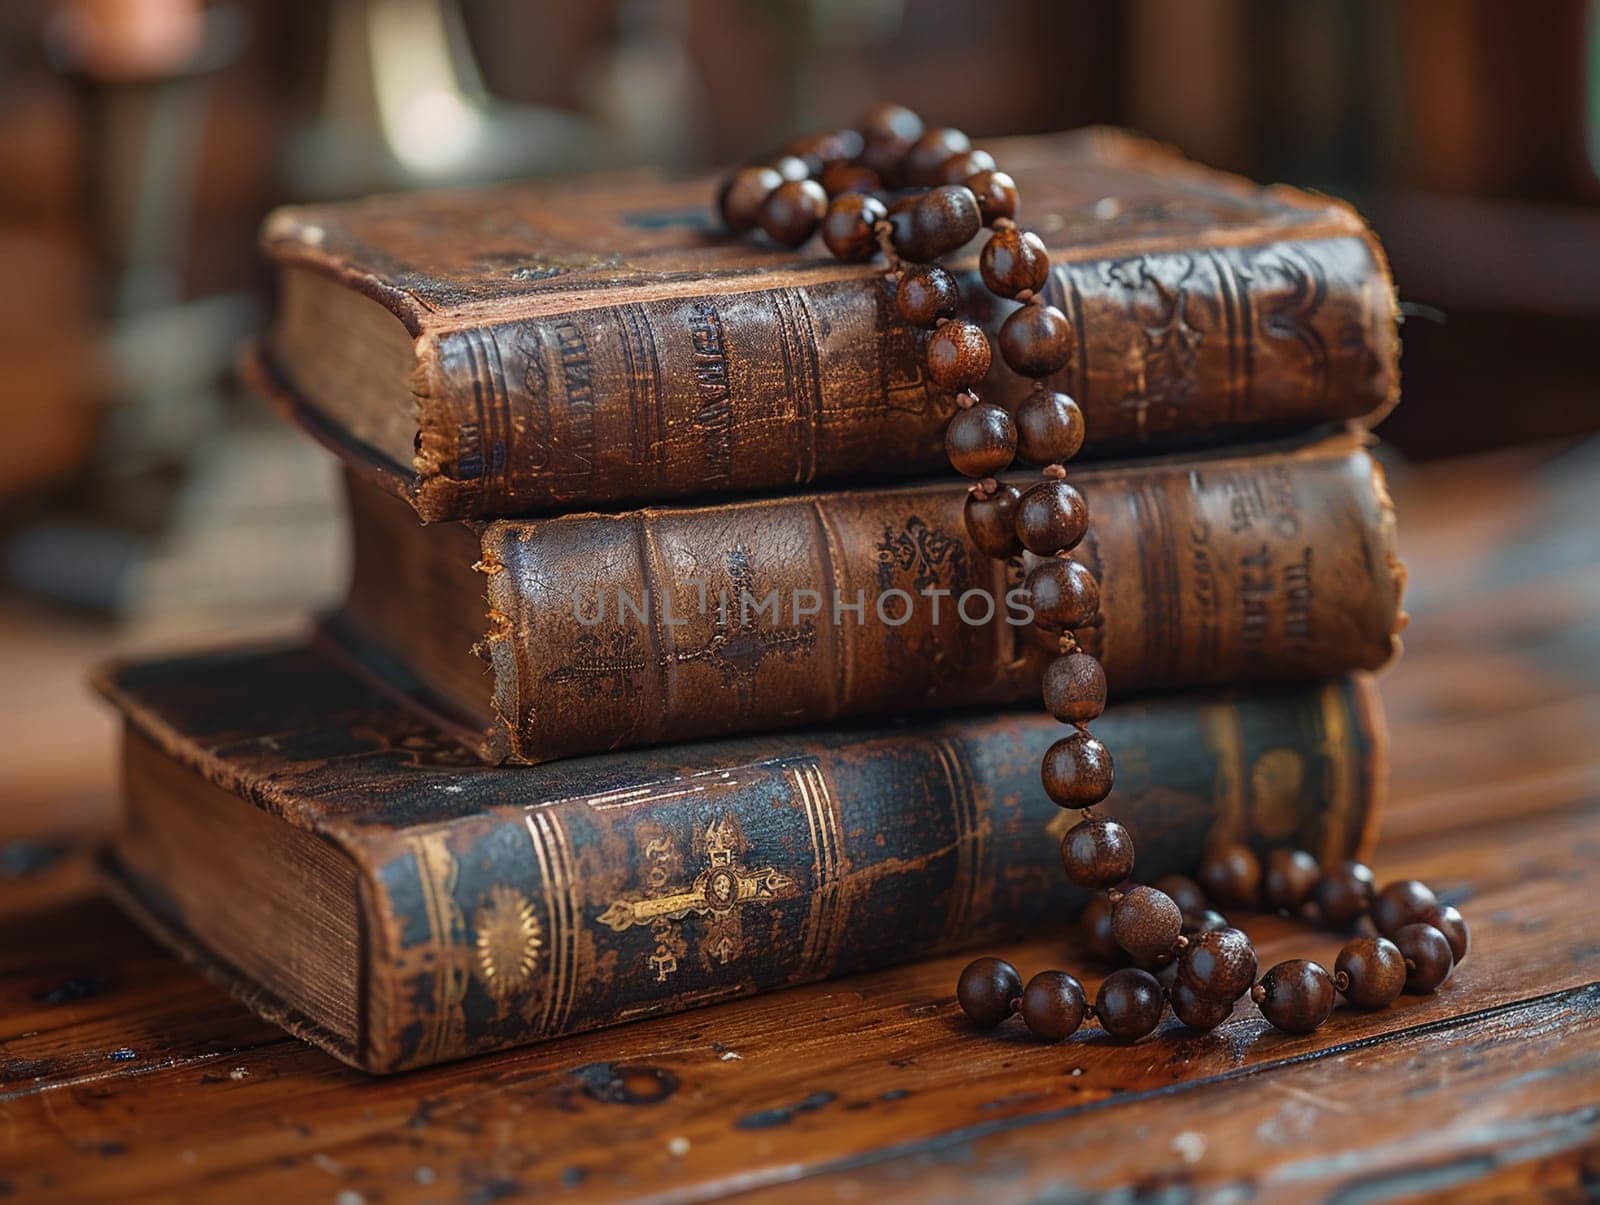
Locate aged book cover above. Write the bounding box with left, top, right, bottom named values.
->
left=335, top=428, right=1405, bottom=764
left=99, top=646, right=1384, bottom=1073
left=251, top=127, right=1399, bottom=521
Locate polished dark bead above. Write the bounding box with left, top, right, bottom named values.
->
left=1020, top=970, right=1088, bottom=1041
left=1418, top=902, right=1470, bottom=965
left=956, top=955, right=1022, bottom=1028
left=1041, top=730, right=1114, bottom=807
left=1333, top=936, right=1406, bottom=1009
left=1025, top=557, right=1099, bottom=632
left=1059, top=816, right=1134, bottom=890
left=944, top=401, right=1014, bottom=477
left=1253, top=959, right=1335, bottom=1034
left=1394, top=922, right=1454, bottom=993
left=783, top=128, right=864, bottom=174
left=1176, top=925, right=1258, bottom=1003
left=964, top=484, right=1024, bottom=559
left=1263, top=849, right=1321, bottom=913
left=857, top=103, right=923, bottom=145
left=1015, top=391, right=1085, bottom=466
left=1198, top=842, right=1261, bottom=907
left=980, top=227, right=1050, bottom=298
left=1372, top=879, right=1439, bottom=938
left=718, top=165, right=782, bottom=234
left=1170, top=981, right=1233, bottom=1032
left=895, top=264, right=961, bottom=328
left=1314, top=859, right=1376, bottom=927
left=927, top=319, right=994, bottom=395
left=889, top=184, right=982, bottom=262
left=1015, top=479, right=1088, bottom=555
left=1111, top=885, right=1184, bottom=964
left=938, top=148, right=997, bottom=186
left=1182, top=908, right=1229, bottom=935
left=1080, top=893, right=1123, bottom=964
left=759, top=179, right=827, bottom=247
left=966, top=169, right=1019, bottom=225
left=903, top=127, right=971, bottom=186
left=1095, top=968, right=1166, bottom=1042
left=1153, top=874, right=1208, bottom=918
left=999, top=304, right=1075, bottom=377
left=1042, top=651, right=1106, bottom=723
left=819, top=161, right=881, bottom=197
left=820, top=193, right=887, bottom=263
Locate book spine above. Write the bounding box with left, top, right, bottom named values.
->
left=470, top=438, right=1402, bottom=763
left=357, top=675, right=1384, bottom=1073
left=410, top=232, right=1396, bottom=521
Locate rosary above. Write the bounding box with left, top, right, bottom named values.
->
left=718, top=105, right=1466, bottom=1041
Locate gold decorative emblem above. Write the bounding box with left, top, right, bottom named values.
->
left=473, top=884, right=543, bottom=1000
left=596, top=815, right=797, bottom=981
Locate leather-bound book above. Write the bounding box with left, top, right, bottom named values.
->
left=333, top=428, right=1405, bottom=765
left=250, top=128, right=1398, bottom=522
left=99, top=646, right=1385, bottom=1074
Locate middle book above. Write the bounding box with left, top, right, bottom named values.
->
left=333, top=427, right=1403, bottom=765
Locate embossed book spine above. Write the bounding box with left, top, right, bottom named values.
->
left=252, top=129, right=1398, bottom=521
left=99, top=647, right=1384, bottom=1073
left=334, top=429, right=1405, bottom=764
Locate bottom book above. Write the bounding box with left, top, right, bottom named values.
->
left=97, top=647, right=1385, bottom=1073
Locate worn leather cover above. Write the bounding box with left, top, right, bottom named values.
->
left=97, top=646, right=1384, bottom=1073
left=256, top=127, right=1399, bottom=521
left=336, top=428, right=1405, bottom=764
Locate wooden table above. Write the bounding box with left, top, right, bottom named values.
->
left=3, top=444, right=1599, bottom=1202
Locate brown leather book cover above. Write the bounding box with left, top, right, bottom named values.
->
left=334, top=428, right=1405, bottom=764
left=98, top=645, right=1385, bottom=1073
left=252, top=128, right=1399, bottom=522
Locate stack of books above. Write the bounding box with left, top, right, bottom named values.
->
left=98, top=129, right=1404, bottom=1073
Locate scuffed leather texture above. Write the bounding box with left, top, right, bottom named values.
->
left=98, top=647, right=1382, bottom=1073
left=259, top=128, right=1399, bottom=521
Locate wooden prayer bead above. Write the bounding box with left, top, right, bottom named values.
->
left=943, top=400, right=1014, bottom=477
left=1263, top=849, right=1321, bottom=913
left=1314, top=859, right=1376, bottom=927
left=717, top=165, right=782, bottom=234
left=1111, top=885, right=1183, bottom=964
left=1394, top=922, right=1454, bottom=993
left=999, top=303, right=1075, bottom=377
left=895, top=264, right=961, bottom=328
left=821, top=193, right=888, bottom=263
left=1198, top=842, right=1261, bottom=907
left=1015, top=479, right=1088, bottom=555
left=819, top=161, right=880, bottom=197
left=1170, top=981, right=1233, bottom=1032
left=1095, top=968, right=1165, bottom=1042
left=965, top=169, right=1019, bottom=225
left=1252, top=960, right=1335, bottom=1034
left=956, top=955, right=1022, bottom=1028
left=1015, top=391, right=1085, bottom=466
left=938, top=148, right=997, bottom=185
left=979, top=227, right=1050, bottom=298
left=1419, top=902, right=1470, bottom=965
left=1042, top=651, right=1105, bottom=723
left=1333, top=936, right=1406, bottom=1009
left=1059, top=816, right=1133, bottom=890
left=1080, top=894, right=1123, bottom=964
left=783, top=128, right=863, bottom=174
left=927, top=319, right=994, bottom=394
left=1041, top=730, right=1114, bottom=807
left=857, top=103, right=923, bottom=146
left=1020, top=970, right=1088, bottom=1041
left=964, top=484, right=1024, bottom=559
left=1153, top=874, right=1208, bottom=919
left=1182, top=908, right=1229, bottom=935
left=889, top=184, right=983, bottom=262
left=759, top=179, right=828, bottom=247
left=1025, top=557, right=1099, bottom=632
left=1372, top=880, right=1438, bottom=938
left=1176, top=925, right=1258, bottom=1003
left=903, top=127, right=971, bottom=186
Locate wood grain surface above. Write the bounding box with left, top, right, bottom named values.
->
left=2, top=442, right=1599, bottom=1202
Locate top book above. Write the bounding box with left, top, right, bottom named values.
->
left=251, top=128, right=1398, bottom=523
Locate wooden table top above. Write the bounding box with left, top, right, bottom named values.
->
left=3, top=442, right=1599, bottom=1202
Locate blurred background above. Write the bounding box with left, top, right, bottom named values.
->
left=2, top=0, right=1598, bottom=844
